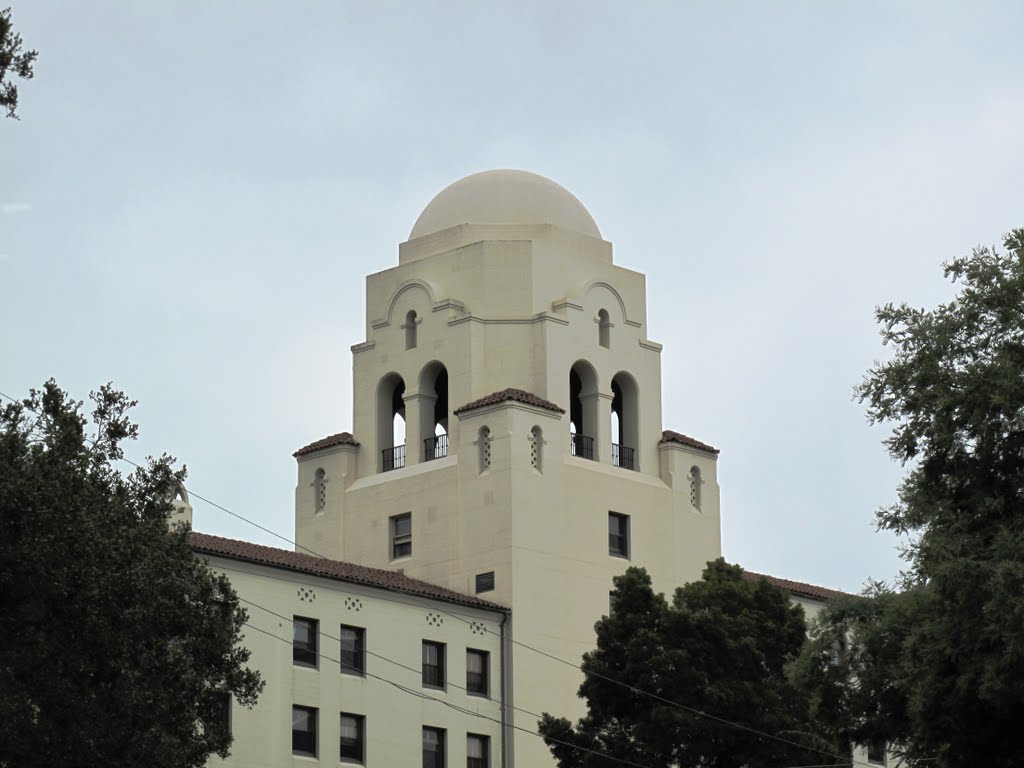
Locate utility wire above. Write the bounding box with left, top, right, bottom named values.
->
left=0, top=387, right=870, bottom=768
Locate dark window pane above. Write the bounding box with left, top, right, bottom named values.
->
left=608, top=513, right=629, bottom=557
left=292, top=706, right=317, bottom=757
left=340, top=625, right=365, bottom=675
left=340, top=713, right=364, bottom=763
left=422, top=641, right=445, bottom=688
left=468, top=733, right=489, bottom=768
left=392, top=513, right=412, bottom=558
left=466, top=650, right=488, bottom=696
left=293, top=617, right=318, bottom=667
left=423, top=727, right=445, bottom=768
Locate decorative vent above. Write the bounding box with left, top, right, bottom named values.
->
left=475, top=571, right=495, bottom=593
left=425, top=612, right=443, bottom=627
left=530, top=426, right=543, bottom=472
left=298, top=588, right=316, bottom=602
left=344, top=597, right=362, bottom=612
left=470, top=621, right=487, bottom=636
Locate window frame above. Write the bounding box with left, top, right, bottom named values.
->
left=293, top=616, right=319, bottom=668
left=467, top=733, right=489, bottom=768
left=422, top=640, right=446, bottom=690
left=608, top=512, right=630, bottom=558
left=291, top=705, right=318, bottom=758
left=465, top=649, right=489, bottom=697
left=340, top=624, right=365, bottom=676
left=391, top=512, right=412, bottom=559
left=339, top=711, right=365, bottom=764
left=867, top=740, right=886, bottom=766
left=423, top=726, right=446, bottom=768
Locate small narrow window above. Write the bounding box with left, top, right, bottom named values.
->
left=423, top=727, right=446, bottom=768
left=292, top=705, right=318, bottom=757
left=530, top=425, right=543, bottom=472
left=313, top=468, right=326, bottom=513
left=391, top=513, right=412, bottom=559
left=475, top=571, right=495, bottom=594
left=466, top=649, right=489, bottom=696
left=598, top=308, right=610, bottom=348
left=405, top=309, right=418, bottom=350
left=340, top=712, right=365, bottom=764
left=201, top=692, right=231, bottom=739
left=867, top=740, right=886, bottom=765
left=609, top=591, right=617, bottom=615
left=340, top=625, right=365, bottom=675
left=478, top=426, right=492, bottom=473
left=608, top=512, right=630, bottom=558
left=422, top=640, right=445, bottom=689
left=830, top=634, right=848, bottom=667
left=293, top=616, right=318, bottom=668
left=690, top=466, right=702, bottom=511
left=467, top=733, right=490, bottom=768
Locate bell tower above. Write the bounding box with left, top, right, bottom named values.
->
left=293, top=170, right=723, bottom=767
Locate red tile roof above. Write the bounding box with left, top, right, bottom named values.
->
left=743, top=571, right=852, bottom=602
left=660, top=430, right=720, bottom=455
left=454, top=388, right=565, bottom=416
left=189, top=532, right=508, bottom=613
left=293, top=432, right=359, bottom=457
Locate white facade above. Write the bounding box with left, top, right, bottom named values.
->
left=293, top=170, right=723, bottom=767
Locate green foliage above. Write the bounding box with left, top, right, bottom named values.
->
left=0, top=6, right=36, bottom=119
left=0, top=381, right=263, bottom=768
left=797, top=229, right=1024, bottom=768
left=538, top=561, right=845, bottom=768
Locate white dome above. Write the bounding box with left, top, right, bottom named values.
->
left=409, top=169, right=601, bottom=240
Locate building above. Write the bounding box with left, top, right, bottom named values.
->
left=290, top=169, right=723, bottom=767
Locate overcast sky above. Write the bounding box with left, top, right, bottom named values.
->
left=3, top=1, right=1022, bottom=593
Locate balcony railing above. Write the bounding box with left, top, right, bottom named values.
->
left=424, top=434, right=448, bottom=461
left=570, top=432, right=595, bottom=461
left=382, top=444, right=406, bottom=472
left=612, top=443, right=636, bottom=470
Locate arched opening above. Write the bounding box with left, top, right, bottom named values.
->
left=611, top=372, right=639, bottom=470
left=598, top=308, right=610, bottom=349
left=313, top=468, right=326, bottom=513
left=405, top=310, right=418, bottom=350
left=530, top=425, right=543, bottom=472
left=419, top=362, right=449, bottom=461
left=690, top=465, right=702, bottom=511
left=569, top=361, right=599, bottom=461
left=478, top=426, right=491, bottom=473
left=377, top=373, right=406, bottom=471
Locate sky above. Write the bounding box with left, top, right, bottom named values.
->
left=2, top=1, right=1022, bottom=594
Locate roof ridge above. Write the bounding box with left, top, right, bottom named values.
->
left=454, top=387, right=565, bottom=416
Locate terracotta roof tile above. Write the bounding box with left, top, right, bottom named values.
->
left=189, top=532, right=508, bottom=613
left=660, top=430, right=720, bottom=454
left=293, top=432, right=359, bottom=457
left=742, top=570, right=852, bottom=602
left=454, top=388, right=565, bottom=416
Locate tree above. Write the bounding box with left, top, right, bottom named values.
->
left=794, top=229, right=1024, bottom=768
left=538, top=561, right=845, bottom=768
left=1, top=6, right=36, bottom=119
left=0, top=381, right=263, bottom=768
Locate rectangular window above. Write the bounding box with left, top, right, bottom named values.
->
left=423, top=726, right=445, bottom=768
left=202, top=692, right=231, bottom=738
left=392, top=513, right=412, bottom=559
left=292, top=705, right=318, bottom=757
left=293, top=616, right=318, bottom=668
left=422, top=640, right=445, bottom=689
left=867, top=740, right=886, bottom=765
left=466, top=649, right=489, bottom=697
left=340, top=625, right=365, bottom=676
left=475, top=571, right=495, bottom=593
left=608, top=512, right=629, bottom=558
left=340, top=712, right=365, bottom=764
left=467, top=733, right=489, bottom=768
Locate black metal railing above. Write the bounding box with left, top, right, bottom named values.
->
left=612, top=443, right=636, bottom=470
left=424, top=434, right=448, bottom=461
left=382, top=444, right=406, bottom=472
left=570, top=432, right=595, bottom=460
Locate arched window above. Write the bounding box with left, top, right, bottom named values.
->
left=405, top=310, right=418, bottom=350
left=418, top=362, right=449, bottom=461
left=530, top=426, right=543, bottom=472
left=478, top=426, right=492, bottom=473
left=377, top=374, right=406, bottom=471
left=598, top=308, right=610, bottom=349
left=690, top=466, right=702, bottom=511
left=313, top=468, right=326, bottom=513
left=569, top=361, right=599, bottom=461
left=611, top=372, right=639, bottom=470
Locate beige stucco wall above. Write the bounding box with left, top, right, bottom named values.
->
left=203, top=554, right=508, bottom=768
left=295, top=217, right=724, bottom=767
